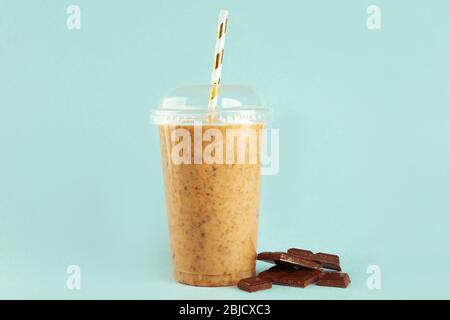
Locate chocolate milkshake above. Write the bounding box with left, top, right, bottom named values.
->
left=159, top=123, right=264, bottom=286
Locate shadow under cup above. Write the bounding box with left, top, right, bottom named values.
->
left=151, top=86, right=270, bottom=286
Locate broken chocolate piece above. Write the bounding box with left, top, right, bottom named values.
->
left=312, top=253, right=341, bottom=271
left=277, top=269, right=321, bottom=288
left=258, top=265, right=293, bottom=282
left=237, top=277, right=272, bottom=292
left=257, top=252, right=322, bottom=270
left=288, top=248, right=341, bottom=271
left=317, top=272, right=351, bottom=288
left=286, top=248, right=314, bottom=259
left=259, top=265, right=320, bottom=288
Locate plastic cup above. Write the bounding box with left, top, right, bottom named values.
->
left=150, top=85, right=270, bottom=286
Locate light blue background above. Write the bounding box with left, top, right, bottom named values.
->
left=1, top=0, right=449, bottom=299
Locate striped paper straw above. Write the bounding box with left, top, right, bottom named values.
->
left=208, top=9, right=228, bottom=111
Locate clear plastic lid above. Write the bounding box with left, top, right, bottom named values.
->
left=150, top=85, right=270, bottom=125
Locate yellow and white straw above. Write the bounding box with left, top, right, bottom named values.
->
left=208, top=9, right=228, bottom=110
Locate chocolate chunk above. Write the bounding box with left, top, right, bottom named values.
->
left=237, top=277, right=272, bottom=292
left=259, top=265, right=320, bottom=288
left=286, top=248, right=314, bottom=258
left=288, top=248, right=341, bottom=271
left=277, top=269, right=321, bottom=288
left=312, top=253, right=341, bottom=271
left=258, top=265, right=293, bottom=282
left=317, top=272, right=351, bottom=288
left=257, top=252, right=322, bottom=270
